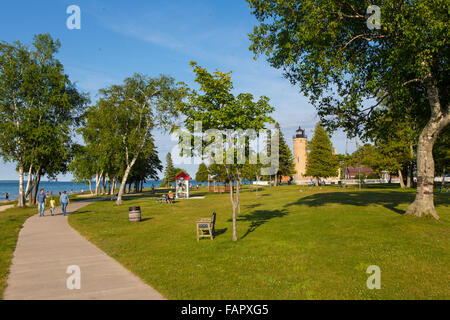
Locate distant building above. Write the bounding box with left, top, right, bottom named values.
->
left=293, top=126, right=308, bottom=180
left=344, top=166, right=376, bottom=179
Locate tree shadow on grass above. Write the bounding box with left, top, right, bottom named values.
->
left=245, top=203, right=262, bottom=209
left=229, top=209, right=288, bottom=239
left=283, top=191, right=420, bottom=215
left=214, top=228, right=227, bottom=237
left=67, top=210, right=91, bottom=215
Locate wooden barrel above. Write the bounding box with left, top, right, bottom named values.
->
left=128, top=206, right=141, bottom=222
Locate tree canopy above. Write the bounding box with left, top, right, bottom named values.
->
left=0, top=34, right=88, bottom=206
left=195, top=162, right=209, bottom=183
left=247, top=0, right=449, bottom=219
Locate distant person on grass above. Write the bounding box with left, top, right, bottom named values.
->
left=60, top=191, right=70, bottom=216
left=167, top=191, right=174, bottom=203
left=37, top=189, right=47, bottom=217
left=5, top=192, right=9, bottom=201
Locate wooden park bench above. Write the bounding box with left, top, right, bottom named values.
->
left=196, top=212, right=216, bottom=241
left=156, top=194, right=174, bottom=204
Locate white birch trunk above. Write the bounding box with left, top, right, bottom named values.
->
left=116, top=157, right=138, bottom=205
left=24, top=164, right=33, bottom=200
left=18, top=163, right=25, bottom=207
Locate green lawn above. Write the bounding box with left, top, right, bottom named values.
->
left=0, top=205, right=36, bottom=298
left=68, top=185, right=449, bottom=299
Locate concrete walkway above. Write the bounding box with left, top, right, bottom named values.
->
left=0, top=204, right=14, bottom=212
left=4, top=200, right=165, bottom=300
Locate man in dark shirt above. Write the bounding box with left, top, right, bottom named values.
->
left=37, top=189, right=47, bottom=217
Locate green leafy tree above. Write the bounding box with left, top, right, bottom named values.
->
left=162, top=152, right=178, bottom=187
left=377, top=138, right=413, bottom=189
left=247, top=0, right=448, bottom=219
left=306, top=123, right=338, bottom=184
left=275, top=122, right=296, bottom=184
left=128, top=143, right=162, bottom=192
left=90, top=74, right=183, bottom=204
left=175, top=168, right=188, bottom=177
left=354, top=144, right=381, bottom=172
left=69, top=144, right=96, bottom=194
left=195, top=162, right=209, bottom=184
left=179, top=62, right=274, bottom=241
left=241, top=153, right=264, bottom=197
left=0, top=34, right=88, bottom=206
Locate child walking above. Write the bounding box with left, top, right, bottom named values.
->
left=49, top=197, right=56, bottom=216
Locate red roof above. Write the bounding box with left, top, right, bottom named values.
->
left=175, top=172, right=192, bottom=180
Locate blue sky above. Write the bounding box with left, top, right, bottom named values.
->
left=0, top=0, right=356, bottom=181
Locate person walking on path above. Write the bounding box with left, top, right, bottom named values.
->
left=37, top=189, right=47, bottom=217
left=60, top=191, right=70, bottom=216
left=49, top=197, right=56, bottom=216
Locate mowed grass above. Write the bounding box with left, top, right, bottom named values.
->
left=68, top=186, right=450, bottom=299
left=0, top=205, right=35, bottom=298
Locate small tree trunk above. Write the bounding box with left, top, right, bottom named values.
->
left=256, top=174, right=260, bottom=198
left=99, top=175, right=104, bottom=194
left=230, top=181, right=237, bottom=242
left=442, top=167, right=445, bottom=188
left=29, top=169, right=40, bottom=206
left=24, top=164, right=33, bottom=201
left=18, top=163, right=25, bottom=207
left=442, top=167, right=446, bottom=188
left=225, top=166, right=238, bottom=242
left=406, top=144, right=414, bottom=188
left=95, top=171, right=102, bottom=195
left=102, top=175, right=107, bottom=194
left=32, top=173, right=41, bottom=205
left=109, top=178, right=113, bottom=195
left=89, top=180, right=93, bottom=195
left=28, top=184, right=34, bottom=206
left=398, top=169, right=406, bottom=188
left=406, top=164, right=412, bottom=188
left=237, top=173, right=241, bottom=216
left=116, top=157, right=138, bottom=205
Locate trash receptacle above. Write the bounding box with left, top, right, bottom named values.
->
left=129, top=206, right=141, bottom=222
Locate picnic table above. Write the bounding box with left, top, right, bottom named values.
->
left=156, top=196, right=166, bottom=204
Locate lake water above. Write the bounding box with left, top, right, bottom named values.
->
left=0, top=180, right=181, bottom=201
